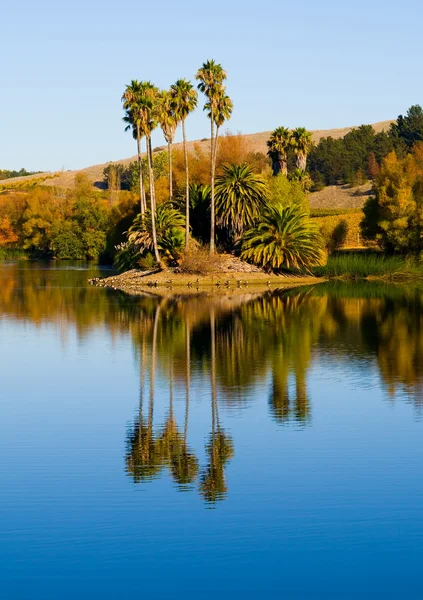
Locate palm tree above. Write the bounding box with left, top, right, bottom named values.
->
left=157, top=90, right=177, bottom=200
left=171, top=79, right=198, bottom=246
left=122, top=80, right=146, bottom=215
left=288, top=168, right=313, bottom=191
left=196, top=60, right=228, bottom=254
left=241, top=203, right=324, bottom=272
left=207, top=88, right=233, bottom=167
left=215, top=164, right=268, bottom=239
left=199, top=309, right=234, bottom=503
left=266, top=126, right=291, bottom=176
left=291, top=127, right=313, bottom=171
left=128, top=202, right=185, bottom=263
left=141, top=82, right=163, bottom=266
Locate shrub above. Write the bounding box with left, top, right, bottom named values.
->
left=241, top=204, right=324, bottom=272
left=178, top=246, right=225, bottom=275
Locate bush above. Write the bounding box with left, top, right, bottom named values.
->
left=178, top=246, right=225, bottom=275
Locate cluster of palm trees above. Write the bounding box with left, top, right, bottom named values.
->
left=267, top=126, right=314, bottom=177
left=122, top=60, right=233, bottom=265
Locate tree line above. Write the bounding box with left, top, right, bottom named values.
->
left=308, top=105, right=423, bottom=188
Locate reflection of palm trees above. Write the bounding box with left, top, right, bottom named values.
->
left=125, top=301, right=163, bottom=481
left=160, top=359, right=199, bottom=489
left=199, top=310, right=234, bottom=504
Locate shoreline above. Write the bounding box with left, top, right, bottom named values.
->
left=89, top=268, right=324, bottom=297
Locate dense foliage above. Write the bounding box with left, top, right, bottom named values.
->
left=308, top=105, right=423, bottom=188
left=241, top=204, right=324, bottom=272
left=0, top=168, right=41, bottom=180
left=0, top=174, right=137, bottom=260
left=361, top=144, right=423, bottom=254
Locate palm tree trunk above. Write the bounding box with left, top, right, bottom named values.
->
left=210, top=119, right=216, bottom=254
left=183, top=120, right=190, bottom=247
left=146, top=136, right=162, bottom=267
left=148, top=137, right=156, bottom=211
left=136, top=127, right=146, bottom=216
left=168, top=140, right=173, bottom=200
left=210, top=308, right=217, bottom=435
left=297, top=153, right=307, bottom=171
left=184, top=320, right=190, bottom=442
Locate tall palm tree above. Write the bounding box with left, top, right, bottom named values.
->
left=205, top=88, right=233, bottom=169
left=196, top=60, right=228, bottom=254
left=266, top=126, right=291, bottom=176
left=215, top=163, right=268, bottom=239
left=140, top=82, right=162, bottom=266
left=291, top=127, right=313, bottom=171
left=170, top=79, right=198, bottom=247
left=122, top=80, right=146, bottom=215
left=157, top=90, right=177, bottom=200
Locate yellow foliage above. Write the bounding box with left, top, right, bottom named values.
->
left=313, top=212, right=365, bottom=249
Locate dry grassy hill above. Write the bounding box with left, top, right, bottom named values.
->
left=0, top=120, right=392, bottom=188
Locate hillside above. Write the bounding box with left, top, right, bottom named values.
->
left=0, top=120, right=392, bottom=193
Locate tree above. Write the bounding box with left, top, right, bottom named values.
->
left=157, top=90, right=177, bottom=200
left=267, top=173, right=309, bottom=210
left=291, top=127, right=313, bottom=171
left=367, top=152, right=380, bottom=179
left=361, top=149, right=423, bottom=253
left=241, top=203, right=324, bottom=272
left=215, top=164, right=268, bottom=239
left=122, top=80, right=147, bottom=216
left=170, top=79, right=198, bottom=246
left=136, top=82, right=162, bottom=266
left=196, top=59, right=228, bottom=254
left=390, top=105, right=423, bottom=151
left=267, top=126, right=291, bottom=176
left=288, top=168, right=313, bottom=192
left=127, top=202, right=185, bottom=262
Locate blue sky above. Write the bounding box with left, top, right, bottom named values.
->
left=2, top=0, right=422, bottom=171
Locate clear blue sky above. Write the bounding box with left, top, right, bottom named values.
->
left=2, top=0, right=422, bottom=171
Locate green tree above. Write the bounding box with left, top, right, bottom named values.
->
left=122, top=80, right=147, bottom=216
left=157, top=90, right=178, bottom=200
left=128, top=202, right=185, bottom=262
left=390, top=105, right=423, bottom=151
left=267, top=173, right=309, bottom=210
left=267, top=126, right=291, bottom=176
left=215, top=163, right=268, bottom=240
left=241, top=203, right=324, bottom=272
left=170, top=79, right=198, bottom=246
left=196, top=59, right=228, bottom=254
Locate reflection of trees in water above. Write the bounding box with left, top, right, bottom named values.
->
left=4, top=264, right=423, bottom=499
left=199, top=309, right=234, bottom=504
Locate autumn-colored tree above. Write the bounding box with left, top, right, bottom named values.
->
left=367, top=152, right=380, bottom=179
left=361, top=147, right=423, bottom=253
left=215, top=131, right=254, bottom=172
left=0, top=215, right=18, bottom=246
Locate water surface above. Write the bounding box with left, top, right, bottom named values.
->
left=1, top=262, right=423, bottom=598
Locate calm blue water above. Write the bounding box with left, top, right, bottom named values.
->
left=1, top=262, right=423, bottom=598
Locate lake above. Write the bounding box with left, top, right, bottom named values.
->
left=1, top=262, right=423, bottom=598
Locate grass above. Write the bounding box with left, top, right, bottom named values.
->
left=310, top=208, right=363, bottom=217
left=0, top=248, right=29, bottom=260
left=312, top=252, right=423, bottom=279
